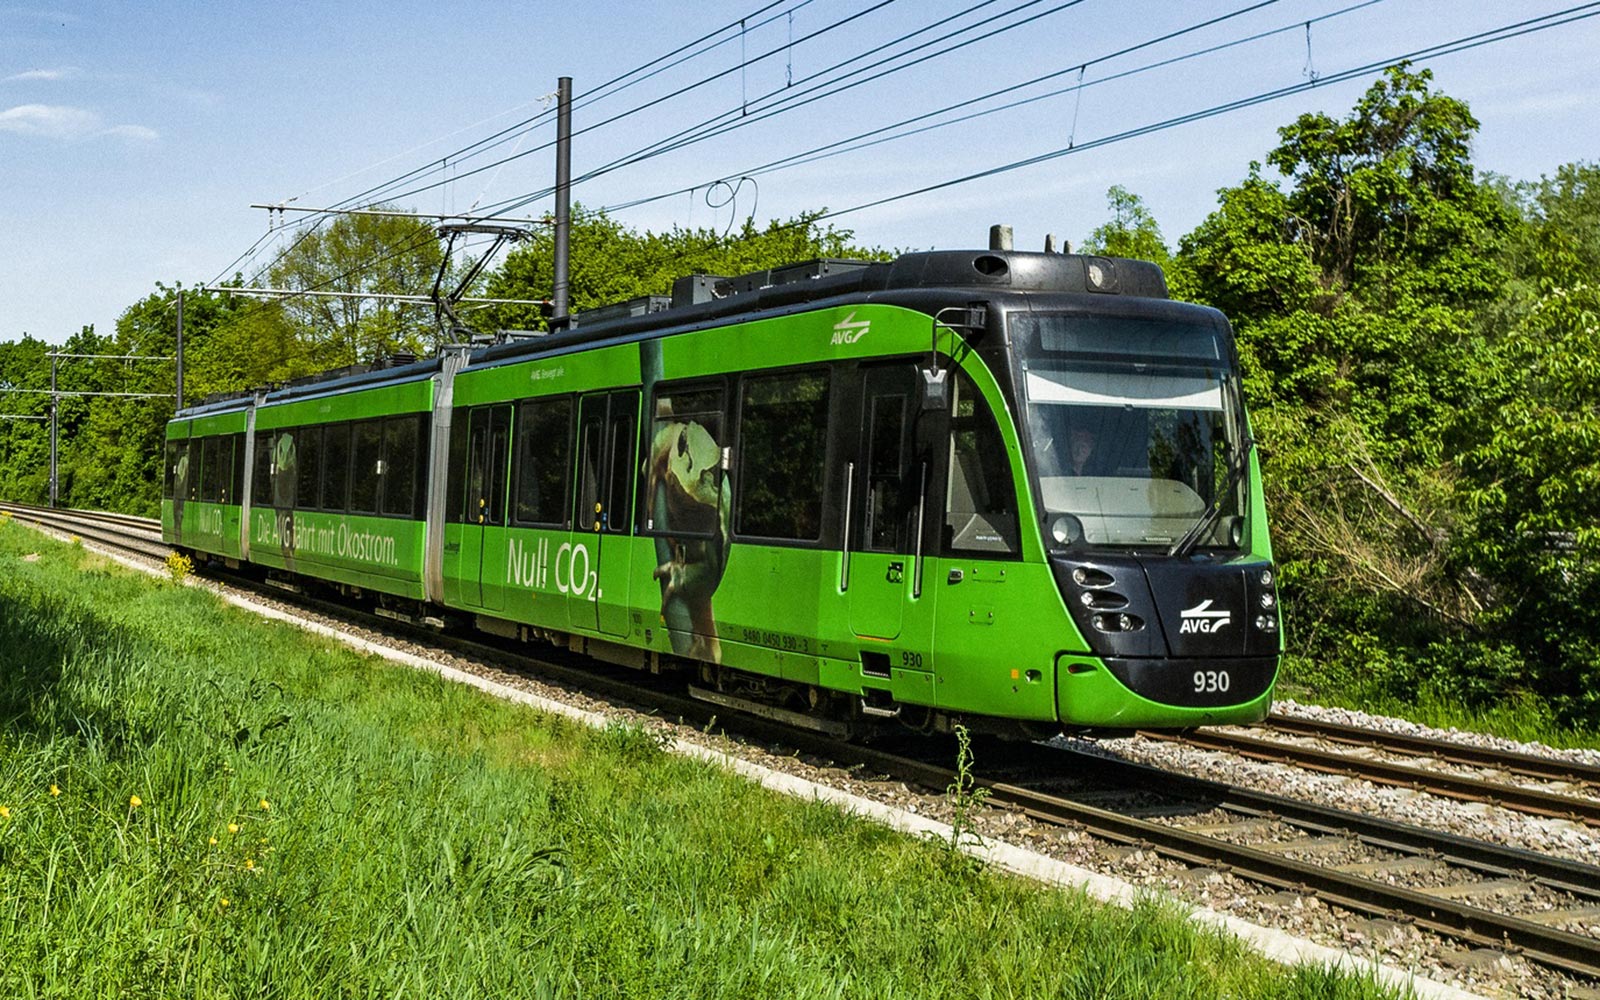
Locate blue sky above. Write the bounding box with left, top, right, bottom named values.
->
left=3, top=0, right=1598, bottom=345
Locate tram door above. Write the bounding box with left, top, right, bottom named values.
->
left=460, top=404, right=512, bottom=610
left=847, top=364, right=923, bottom=640
left=571, top=390, right=638, bottom=635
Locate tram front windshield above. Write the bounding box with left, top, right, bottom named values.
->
left=1012, top=312, right=1246, bottom=550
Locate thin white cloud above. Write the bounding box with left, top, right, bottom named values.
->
left=0, top=102, right=99, bottom=138
left=3, top=67, right=79, bottom=83
left=0, top=104, right=159, bottom=141
left=1478, top=90, right=1597, bottom=118
left=103, top=123, right=158, bottom=141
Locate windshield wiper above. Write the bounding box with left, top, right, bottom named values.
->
left=1167, top=437, right=1253, bottom=558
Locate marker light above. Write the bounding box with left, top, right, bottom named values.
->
left=1050, top=514, right=1083, bottom=546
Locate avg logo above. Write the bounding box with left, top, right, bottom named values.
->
left=830, top=311, right=870, bottom=344
left=1179, top=598, right=1231, bottom=634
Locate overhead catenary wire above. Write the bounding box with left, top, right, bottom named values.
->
left=364, top=0, right=908, bottom=214
left=601, top=0, right=1330, bottom=214
left=217, top=0, right=826, bottom=286
left=623, top=3, right=1600, bottom=278
left=476, top=0, right=1092, bottom=218
left=276, top=0, right=818, bottom=218
left=215, top=1, right=1592, bottom=337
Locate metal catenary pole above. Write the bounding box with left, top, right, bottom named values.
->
left=15, top=351, right=179, bottom=509
left=551, top=75, right=573, bottom=329
left=176, top=290, right=184, bottom=410
left=49, top=356, right=57, bottom=508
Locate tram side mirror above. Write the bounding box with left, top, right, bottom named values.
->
left=921, top=366, right=949, bottom=410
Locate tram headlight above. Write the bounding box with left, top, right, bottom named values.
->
left=1050, top=513, right=1083, bottom=546
left=1260, top=592, right=1275, bottom=610
left=1254, top=614, right=1278, bottom=633
left=1259, top=568, right=1274, bottom=587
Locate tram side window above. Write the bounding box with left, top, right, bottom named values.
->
left=322, top=423, right=351, bottom=512
left=446, top=410, right=470, bottom=523
left=944, top=371, right=1019, bottom=556
left=642, top=382, right=726, bottom=536
left=230, top=434, right=245, bottom=507
left=735, top=371, right=829, bottom=542
left=163, top=441, right=180, bottom=500
left=349, top=420, right=382, bottom=514
left=186, top=438, right=202, bottom=503
left=485, top=408, right=511, bottom=526
left=865, top=390, right=910, bottom=552
left=382, top=415, right=423, bottom=519
left=603, top=399, right=636, bottom=534
left=251, top=432, right=273, bottom=506
left=296, top=426, right=323, bottom=510
left=513, top=396, right=573, bottom=526
left=269, top=430, right=298, bottom=510
left=208, top=436, right=232, bottom=503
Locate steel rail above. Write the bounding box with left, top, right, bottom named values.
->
left=0, top=502, right=161, bottom=534
left=976, top=756, right=1600, bottom=980
left=1035, top=744, right=1600, bottom=898
left=1261, top=713, right=1600, bottom=788
left=1143, top=727, right=1600, bottom=826
left=0, top=502, right=169, bottom=561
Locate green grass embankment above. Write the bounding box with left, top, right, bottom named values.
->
left=0, top=521, right=1408, bottom=999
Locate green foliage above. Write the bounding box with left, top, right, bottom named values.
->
left=1080, top=185, right=1171, bottom=267
left=264, top=207, right=447, bottom=365
left=943, top=724, right=989, bottom=865
left=483, top=207, right=889, bottom=332
left=1158, top=65, right=1596, bottom=728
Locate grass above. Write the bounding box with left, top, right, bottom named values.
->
left=0, top=521, right=1411, bottom=999
left=1278, top=657, right=1600, bottom=752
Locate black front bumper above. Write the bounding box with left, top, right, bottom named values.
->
left=1102, top=655, right=1279, bottom=707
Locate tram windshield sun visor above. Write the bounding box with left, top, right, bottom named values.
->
left=1013, top=313, right=1248, bottom=551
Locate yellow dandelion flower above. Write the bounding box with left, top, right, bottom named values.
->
left=49, top=784, right=60, bottom=797
left=208, top=837, right=218, bottom=846
left=244, top=858, right=255, bottom=870
left=0, top=805, right=11, bottom=820
left=129, top=795, right=142, bottom=809
left=227, top=822, right=239, bottom=834
left=219, top=897, right=229, bottom=908
left=258, top=798, right=270, bottom=811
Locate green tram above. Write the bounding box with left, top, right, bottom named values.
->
left=163, top=248, right=1281, bottom=736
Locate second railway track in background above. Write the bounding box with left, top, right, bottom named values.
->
left=8, top=500, right=1600, bottom=987
left=1145, top=716, right=1600, bottom=827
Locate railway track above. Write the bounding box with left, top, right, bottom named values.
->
left=1144, top=715, right=1600, bottom=826
left=8, top=500, right=1600, bottom=987
left=0, top=501, right=166, bottom=560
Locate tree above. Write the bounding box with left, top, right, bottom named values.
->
left=1455, top=162, right=1600, bottom=719
left=1080, top=185, right=1170, bottom=267
left=265, top=208, right=446, bottom=366
left=1176, top=65, right=1525, bottom=714
left=482, top=208, right=888, bottom=332
left=1184, top=65, right=1513, bottom=459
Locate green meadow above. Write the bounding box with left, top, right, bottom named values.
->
left=0, top=520, right=1406, bottom=999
